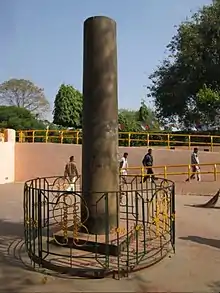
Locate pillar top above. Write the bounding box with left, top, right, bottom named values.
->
left=84, top=16, right=116, bottom=24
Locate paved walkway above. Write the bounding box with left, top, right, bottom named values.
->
left=0, top=183, right=220, bottom=292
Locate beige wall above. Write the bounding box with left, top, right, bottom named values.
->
left=15, top=143, right=220, bottom=183
left=0, top=142, right=15, bottom=183
left=0, top=129, right=16, bottom=184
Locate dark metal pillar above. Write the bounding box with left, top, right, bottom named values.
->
left=82, top=16, right=119, bottom=235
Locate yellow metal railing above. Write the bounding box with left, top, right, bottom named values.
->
left=0, top=130, right=4, bottom=142
left=124, top=163, right=220, bottom=181
left=15, top=129, right=220, bottom=150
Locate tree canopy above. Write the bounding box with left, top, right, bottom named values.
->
left=0, top=79, right=50, bottom=116
left=118, top=101, right=160, bottom=132
left=0, top=106, right=46, bottom=130
left=53, top=84, right=83, bottom=129
left=148, top=0, right=220, bottom=128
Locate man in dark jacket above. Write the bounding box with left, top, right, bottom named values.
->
left=141, top=149, right=155, bottom=183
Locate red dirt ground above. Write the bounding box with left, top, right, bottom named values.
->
left=0, top=183, right=220, bottom=292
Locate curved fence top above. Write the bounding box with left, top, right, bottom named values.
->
left=24, top=175, right=175, bottom=193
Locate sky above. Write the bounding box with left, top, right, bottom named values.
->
left=0, top=0, right=212, bottom=120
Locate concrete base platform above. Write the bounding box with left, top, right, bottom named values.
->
left=52, top=225, right=137, bottom=256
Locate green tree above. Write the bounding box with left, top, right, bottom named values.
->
left=118, top=103, right=160, bottom=132
left=118, top=109, right=140, bottom=132
left=148, top=0, right=220, bottom=128
left=196, top=85, right=220, bottom=127
left=0, top=79, right=50, bottom=116
left=138, top=100, right=161, bottom=130
left=0, top=106, right=46, bottom=130
left=53, top=84, right=83, bottom=128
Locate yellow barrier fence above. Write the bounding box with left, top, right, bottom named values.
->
left=124, top=163, right=220, bottom=181
left=15, top=129, right=220, bottom=151
left=0, top=130, right=4, bottom=142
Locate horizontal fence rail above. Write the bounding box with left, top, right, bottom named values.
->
left=125, top=163, right=220, bottom=181
left=14, top=129, right=220, bottom=150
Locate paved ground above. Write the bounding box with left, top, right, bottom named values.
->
left=0, top=183, right=220, bottom=292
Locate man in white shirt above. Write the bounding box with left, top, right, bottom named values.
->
left=119, top=152, right=128, bottom=176
left=119, top=152, right=128, bottom=203
left=186, top=148, right=201, bottom=182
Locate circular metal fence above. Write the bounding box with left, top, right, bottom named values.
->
left=23, top=175, right=175, bottom=279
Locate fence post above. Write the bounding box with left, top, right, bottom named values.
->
left=210, top=136, right=213, bottom=152
left=187, top=164, right=191, bottom=179
left=19, top=131, right=23, bottom=143
left=188, top=135, right=191, bottom=150
left=32, top=131, right=35, bottom=143
left=141, top=167, right=145, bottom=181
left=167, top=134, right=170, bottom=149
left=76, top=131, right=79, bottom=144
left=60, top=131, right=63, bottom=144
left=128, top=133, right=131, bottom=147
left=45, top=129, right=49, bottom=143
left=147, top=133, right=149, bottom=147
left=164, top=165, right=167, bottom=179
left=214, top=164, right=217, bottom=181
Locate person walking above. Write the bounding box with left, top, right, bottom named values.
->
left=64, top=155, right=79, bottom=191
left=186, top=147, right=201, bottom=182
left=119, top=152, right=129, bottom=203
left=141, top=149, right=155, bottom=183
left=119, top=152, right=128, bottom=181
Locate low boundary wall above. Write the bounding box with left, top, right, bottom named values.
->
left=15, top=143, right=220, bottom=196
left=0, top=129, right=219, bottom=196
left=0, top=129, right=15, bottom=184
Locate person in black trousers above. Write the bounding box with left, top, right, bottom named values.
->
left=141, top=148, right=155, bottom=183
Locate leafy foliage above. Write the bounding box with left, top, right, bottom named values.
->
left=196, top=85, right=220, bottom=128
left=53, top=84, right=83, bottom=129
left=138, top=100, right=161, bottom=130
left=118, top=101, right=160, bottom=132
left=118, top=109, right=140, bottom=132
left=148, top=0, right=220, bottom=128
left=0, top=79, right=50, bottom=116
left=0, top=106, right=46, bottom=130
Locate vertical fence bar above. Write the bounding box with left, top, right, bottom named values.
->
left=170, top=184, right=175, bottom=253
left=163, top=166, right=167, bottom=179
left=188, top=135, right=191, bottom=150
left=147, top=133, right=149, bottom=147
left=76, top=131, right=79, bottom=144
left=141, top=167, right=145, bottom=182
left=167, top=134, right=170, bottom=149
left=19, top=131, right=23, bottom=142
left=214, top=164, right=217, bottom=181
left=135, top=192, right=139, bottom=264
left=32, top=131, right=35, bottom=143
left=125, top=189, right=129, bottom=277
left=104, top=192, right=110, bottom=268
left=128, top=133, right=131, bottom=147
left=211, top=136, right=213, bottom=152
left=37, top=189, right=43, bottom=264
left=60, top=131, right=63, bottom=144
left=187, top=164, right=191, bottom=180
left=45, top=129, right=49, bottom=143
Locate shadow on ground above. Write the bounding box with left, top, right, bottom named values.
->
left=208, top=280, right=220, bottom=292
left=184, top=204, right=220, bottom=209
left=179, top=235, right=220, bottom=249
left=0, top=219, right=161, bottom=293
left=0, top=219, right=38, bottom=293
